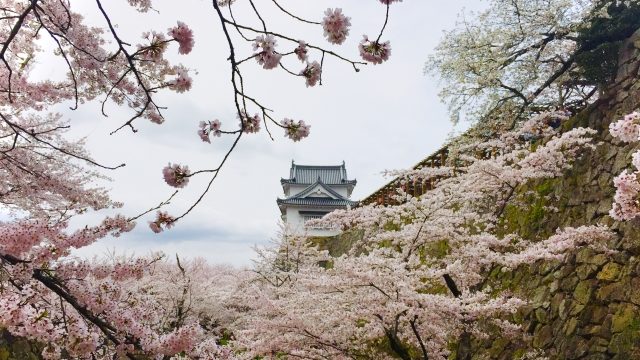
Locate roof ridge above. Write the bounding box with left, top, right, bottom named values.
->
left=282, top=161, right=355, bottom=185
left=292, top=164, right=345, bottom=168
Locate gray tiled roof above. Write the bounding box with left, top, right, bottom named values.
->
left=291, top=179, right=348, bottom=200
left=277, top=197, right=358, bottom=207
left=278, top=177, right=358, bottom=211
left=281, top=162, right=356, bottom=185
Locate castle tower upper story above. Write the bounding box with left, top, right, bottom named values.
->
left=277, top=161, right=357, bottom=236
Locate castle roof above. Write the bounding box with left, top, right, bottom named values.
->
left=280, top=161, right=357, bottom=186
left=277, top=177, right=358, bottom=213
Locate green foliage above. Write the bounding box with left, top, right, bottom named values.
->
left=309, top=229, right=363, bottom=257
left=575, top=41, right=621, bottom=85
left=217, top=329, right=233, bottom=346
left=318, top=259, right=334, bottom=269
left=383, top=220, right=401, bottom=232
left=575, top=1, right=640, bottom=85
left=424, top=239, right=450, bottom=260
left=499, top=179, right=562, bottom=240
left=0, top=330, right=42, bottom=360
left=361, top=336, right=423, bottom=360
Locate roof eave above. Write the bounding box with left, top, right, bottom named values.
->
left=276, top=199, right=359, bottom=206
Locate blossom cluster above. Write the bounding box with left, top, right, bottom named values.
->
left=300, top=61, right=322, bottom=87
left=168, top=21, right=195, bottom=55
left=609, top=111, right=640, bottom=220
left=517, top=110, right=569, bottom=141
left=281, top=118, right=311, bottom=142
left=322, top=8, right=351, bottom=45
left=294, top=41, right=308, bottom=62
left=198, top=119, right=222, bottom=143
left=610, top=111, right=640, bottom=143
left=253, top=35, right=282, bottom=70
left=128, top=0, right=153, bottom=12
left=239, top=111, right=261, bottom=134
left=163, top=163, right=190, bottom=188
left=170, top=68, right=193, bottom=93
left=138, top=31, right=168, bottom=62
left=359, top=36, right=391, bottom=64
left=611, top=170, right=640, bottom=220
left=149, top=211, right=176, bottom=233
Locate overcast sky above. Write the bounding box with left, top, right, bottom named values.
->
left=48, top=1, right=488, bottom=266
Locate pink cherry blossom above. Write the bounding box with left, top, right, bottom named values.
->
left=147, top=109, right=164, bottom=124
left=359, top=36, right=391, bottom=64
left=610, top=170, right=640, bottom=220
left=609, top=111, right=640, bottom=143
left=162, top=163, right=190, bottom=188
left=127, top=0, right=153, bottom=12
left=322, top=8, right=351, bottom=45
left=198, top=119, right=223, bottom=143
left=198, top=122, right=210, bottom=143
left=294, top=40, right=308, bottom=62
left=148, top=211, right=176, bottom=232
left=300, top=61, right=321, bottom=87
left=211, top=119, right=222, bottom=134
left=239, top=112, right=261, bottom=134
left=168, top=21, right=194, bottom=55
left=170, top=68, right=192, bottom=93
left=633, top=152, right=640, bottom=170
left=149, top=221, right=162, bottom=233
left=281, top=118, right=311, bottom=142
left=608, top=110, right=640, bottom=221
left=138, top=31, right=168, bottom=62
left=253, top=35, right=282, bottom=70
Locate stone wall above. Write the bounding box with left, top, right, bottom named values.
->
left=0, top=329, right=44, bottom=360
left=464, top=29, right=640, bottom=359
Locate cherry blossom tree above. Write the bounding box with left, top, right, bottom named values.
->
left=236, top=112, right=614, bottom=359
left=425, top=0, right=640, bottom=126
left=2, top=0, right=629, bottom=358
left=0, top=0, right=403, bottom=357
